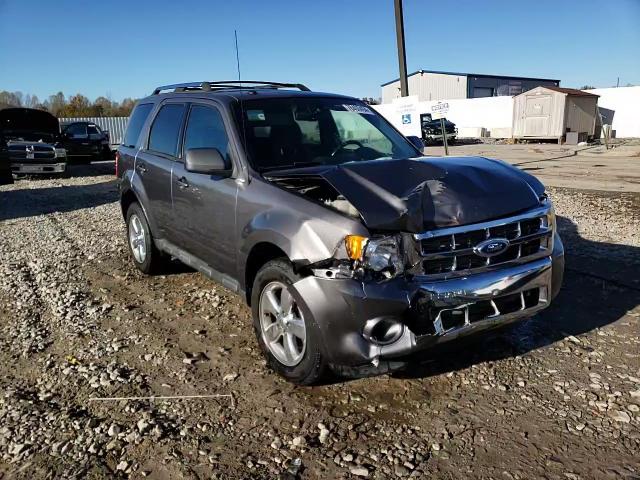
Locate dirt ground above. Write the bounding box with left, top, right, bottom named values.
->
left=0, top=156, right=639, bottom=480
left=424, top=140, right=640, bottom=193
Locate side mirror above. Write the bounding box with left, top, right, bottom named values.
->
left=406, top=135, right=424, bottom=151
left=185, top=148, right=231, bottom=176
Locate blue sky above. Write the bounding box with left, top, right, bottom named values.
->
left=1, top=0, right=639, bottom=101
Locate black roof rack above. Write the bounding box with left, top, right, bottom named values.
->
left=152, top=81, right=311, bottom=95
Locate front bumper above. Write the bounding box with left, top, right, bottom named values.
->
left=291, top=233, right=564, bottom=369
left=11, top=162, right=67, bottom=174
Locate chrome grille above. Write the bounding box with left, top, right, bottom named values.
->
left=414, top=204, right=553, bottom=277
left=8, top=144, right=56, bottom=160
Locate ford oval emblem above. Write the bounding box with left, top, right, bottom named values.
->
left=473, top=238, right=510, bottom=258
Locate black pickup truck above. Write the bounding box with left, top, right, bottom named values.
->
left=421, top=113, right=457, bottom=145
left=0, top=108, right=68, bottom=176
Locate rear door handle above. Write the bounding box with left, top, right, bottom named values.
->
left=176, top=176, right=189, bottom=189
left=136, top=162, right=147, bottom=173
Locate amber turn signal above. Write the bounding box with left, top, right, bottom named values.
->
left=344, top=235, right=368, bottom=261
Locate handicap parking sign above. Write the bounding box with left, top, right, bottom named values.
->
left=402, top=113, right=411, bottom=124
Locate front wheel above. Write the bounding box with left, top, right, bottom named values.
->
left=251, top=259, right=328, bottom=385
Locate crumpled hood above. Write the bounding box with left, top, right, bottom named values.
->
left=266, top=157, right=545, bottom=232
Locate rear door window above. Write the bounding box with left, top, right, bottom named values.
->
left=148, top=104, right=186, bottom=157
left=122, top=103, right=153, bottom=148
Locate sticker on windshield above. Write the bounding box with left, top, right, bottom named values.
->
left=247, top=110, right=266, bottom=121
left=343, top=104, right=374, bottom=115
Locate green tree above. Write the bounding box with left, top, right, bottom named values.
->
left=45, top=92, right=66, bottom=116
left=92, top=96, right=116, bottom=116
left=0, top=91, right=24, bottom=109
left=60, top=94, right=92, bottom=117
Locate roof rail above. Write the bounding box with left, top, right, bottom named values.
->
left=152, top=81, right=311, bottom=95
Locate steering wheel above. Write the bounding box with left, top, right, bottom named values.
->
left=330, top=140, right=365, bottom=157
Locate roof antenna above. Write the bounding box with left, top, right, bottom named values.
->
left=234, top=29, right=249, bottom=181
left=234, top=30, right=241, bottom=82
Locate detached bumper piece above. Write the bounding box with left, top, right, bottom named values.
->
left=429, top=287, right=543, bottom=335
left=11, top=162, right=66, bottom=174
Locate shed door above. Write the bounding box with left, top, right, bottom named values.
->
left=524, top=95, right=551, bottom=136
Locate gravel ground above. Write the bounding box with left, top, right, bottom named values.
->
left=0, top=164, right=639, bottom=479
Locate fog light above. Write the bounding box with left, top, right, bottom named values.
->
left=363, top=317, right=404, bottom=345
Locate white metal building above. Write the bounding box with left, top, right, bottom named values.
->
left=381, top=70, right=560, bottom=104
left=512, top=86, right=599, bottom=142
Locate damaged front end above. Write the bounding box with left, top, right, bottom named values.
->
left=265, top=157, right=564, bottom=374
left=290, top=234, right=563, bottom=375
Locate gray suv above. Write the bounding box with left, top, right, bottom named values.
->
left=117, top=81, right=564, bottom=384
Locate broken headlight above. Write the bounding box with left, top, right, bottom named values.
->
left=363, top=236, right=404, bottom=278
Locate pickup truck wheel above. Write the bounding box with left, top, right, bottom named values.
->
left=251, top=259, right=327, bottom=385
left=126, top=203, right=164, bottom=275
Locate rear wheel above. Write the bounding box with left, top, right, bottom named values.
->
left=126, top=203, right=164, bottom=274
left=251, top=259, right=328, bottom=385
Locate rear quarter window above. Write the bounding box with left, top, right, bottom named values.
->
left=122, top=103, right=153, bottom=148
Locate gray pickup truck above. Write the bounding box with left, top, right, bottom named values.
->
left=117, top=81, right=564, bottom=385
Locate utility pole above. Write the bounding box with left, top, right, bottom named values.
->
left=394, top=0, right=409, bottom=97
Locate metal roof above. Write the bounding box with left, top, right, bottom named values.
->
left=542, top=86, right=599, bottom=97
left=381, top=69, right=560, bottom=87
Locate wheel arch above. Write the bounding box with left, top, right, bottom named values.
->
left=244, top=242, right=291, bottom=306
left=120, top=185, right=159, bottom=237
left=120, top=188, right=139, bottom=219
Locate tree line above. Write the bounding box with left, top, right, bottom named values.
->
left=0, top=91, right=137, bottom=117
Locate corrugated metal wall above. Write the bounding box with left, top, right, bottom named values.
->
left=382, top=72, right=467, bottom=103
left=411, top=72, right=467, bottom=102
left=58, top=117, right=128, bottom=145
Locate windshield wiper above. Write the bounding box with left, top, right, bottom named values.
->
left=261, top=161, right=325, bottom=172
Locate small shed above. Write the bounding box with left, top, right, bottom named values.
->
left=513, top=86, right=599, bottom=143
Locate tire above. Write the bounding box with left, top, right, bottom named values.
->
left=251, top=259, right=328, bottom=385
left=125, top=202, right=165, bottom=275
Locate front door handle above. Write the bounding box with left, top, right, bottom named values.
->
left=176, top=176, right=189, bottom=189
left=135, top=162, right=147, bottom=173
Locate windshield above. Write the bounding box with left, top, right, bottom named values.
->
left=234, top=97, right=418, bottom=171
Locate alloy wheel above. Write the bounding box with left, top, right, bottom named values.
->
left=259, top=281, right=307, bottom=367
left=128, top=213, right=147, bottom=263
